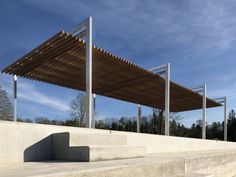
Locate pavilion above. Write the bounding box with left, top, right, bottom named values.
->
left=1, top=17, right=227, bottom=140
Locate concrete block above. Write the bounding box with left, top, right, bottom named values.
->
left=67, top=145, right=146, bottom=161
left=53, top=132, right=145, bottom=161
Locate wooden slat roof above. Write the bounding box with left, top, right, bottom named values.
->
left=2, top=31, right=221, bottom=112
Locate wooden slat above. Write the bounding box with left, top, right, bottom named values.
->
left=1, top=30, right=222, bottom=112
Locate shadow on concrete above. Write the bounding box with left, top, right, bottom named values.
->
left=24, top=135, right=53, bottom=162
left=24, top=132, right=89, bottom=162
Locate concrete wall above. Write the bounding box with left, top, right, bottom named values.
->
left=1, top=120, right=236, bottom=164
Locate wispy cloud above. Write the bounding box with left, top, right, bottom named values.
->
left=18, top=82, right=69, bottom=111
left=0, top=75, right=69, bottom=112
left=24, top=0, right=236, bottom=61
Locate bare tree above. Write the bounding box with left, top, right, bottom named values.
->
left=69, top=92, right=86, bottom=127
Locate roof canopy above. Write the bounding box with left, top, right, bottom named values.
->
left=2, top=31, right=221, bottom=112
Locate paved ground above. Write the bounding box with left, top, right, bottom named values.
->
left=0, top=154, right=183, bottom=177
left=1, top=149, right=236, bottom=177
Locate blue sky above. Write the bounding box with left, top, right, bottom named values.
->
left=1, top=0, right=236, bottom=126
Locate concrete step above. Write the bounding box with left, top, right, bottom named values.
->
left=53, top=132, right=146, bottom=162
left=69, top=133, right=127, bottom=146
left=67, top=145, right=146, bottom=161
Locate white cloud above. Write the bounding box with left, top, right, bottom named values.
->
left=17, top=81, right=70, bottom=111
left=0, top=75, right=69, bottom=112
left=24, top=0, right=236, bottom=59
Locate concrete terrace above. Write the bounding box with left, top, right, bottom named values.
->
left=1, top=121, right=236, bottom=177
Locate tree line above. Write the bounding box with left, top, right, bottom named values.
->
left=1, top=86, right=236, bottom=141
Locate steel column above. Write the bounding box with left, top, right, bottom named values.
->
left=137, top=104, right=141, bottom=133
left=13, top=75, right=17, bottom=122
left=213, top=97, right=227, bottom=141
left=150, top=63, right=170, bottom=136
left=202, top=84, right=206, bottom=139
left=191, top=84, right=207, bottom=139
left=92, top=94, right=96, bottom=128
left=70, top=17, right=93, bottom=128
left=224, top=97, right=227, bottom=141
left=165, top=63, right=170, bottom=136
left=85, top=16, right=93, bottom=128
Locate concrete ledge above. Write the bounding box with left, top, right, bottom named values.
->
left=1, top=121, right=236, bottom=164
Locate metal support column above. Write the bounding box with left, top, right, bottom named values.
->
left=137, top=104, right=141, bottom=133
left=13, top=75, right=17, bottom=122
left=224, top=96, right=227, bottom=141
left=202, top=84, right=206, bottom=139
left=92, top=94, right=96, bottom=128
left=214, top=97, right=227, bottom=141
left=149, top=63, right=170, bottom=136
left=70, top=16, right=93, bottom=128
left=85, top=16, right=93, bottom=128
left=165, top=63, right=170, bottom=136
left=191, top=84, right=207, bottom=139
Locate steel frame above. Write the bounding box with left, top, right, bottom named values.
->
left=71, top=17, right=93, bottom=128
left=149, top=63, right=170, bottom=136
left=214, top=97, right=227, bottom=141
left=191, top=84, right=207, bottom=139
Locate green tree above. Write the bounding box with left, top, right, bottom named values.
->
left=0, top=86, right=13, bottom=121
left=228, top=109, right=236, bottom=141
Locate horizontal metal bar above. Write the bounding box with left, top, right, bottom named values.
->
left=192, top=89, right=203, bottom=94
left=190, top=84, right=205, bottom=91
left=74, top=29, right=86, bottom=38
left=70, top=17, right=89, bottom=34
left=214, top=97, right=225, bottom=101
left=149, top=64, right=168, bottom=73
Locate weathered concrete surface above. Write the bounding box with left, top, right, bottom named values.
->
left=1, top=150, right=236, bottom=177
left=152, top=149, right=236, bottom=177
left=0, top=156, right=185, bottom=177
left=173, top=173, right=213, bottom=177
